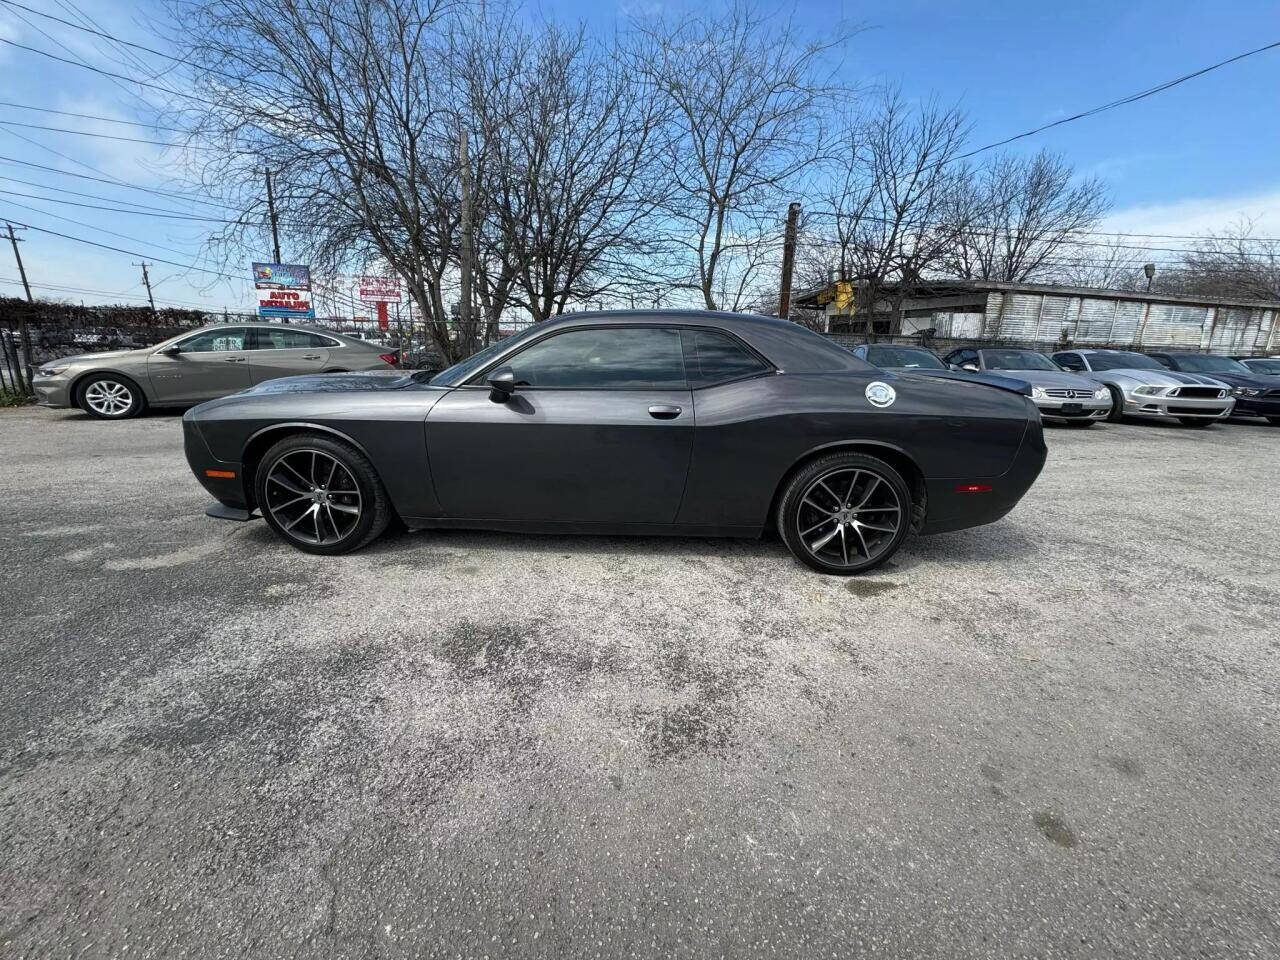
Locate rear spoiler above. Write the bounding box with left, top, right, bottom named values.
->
left=911, top=369, right=1033, bottom=397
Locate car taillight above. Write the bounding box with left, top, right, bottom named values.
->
left=379, top=352, right=398, bottom=366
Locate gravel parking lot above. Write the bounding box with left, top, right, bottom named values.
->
left=2, top=406, right=1279, bottom=959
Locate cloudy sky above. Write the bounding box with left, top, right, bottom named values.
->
left=1, top=0, right=1278, bottom=312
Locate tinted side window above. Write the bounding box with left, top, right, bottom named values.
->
left=179, top=328, right=246, bottom=352
left=254, top=328, right=331, bottom=350
left=681, top=329, right=771, bottom=387
left=504, top=327, right=686, bottom=389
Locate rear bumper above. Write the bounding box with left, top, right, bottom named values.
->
left=920, top=410, right=1047, bottom=535
left=183, top=415, right=249, bottom=510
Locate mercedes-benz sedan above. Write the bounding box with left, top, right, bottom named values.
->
left=942, top=348, right=1111, bottom=426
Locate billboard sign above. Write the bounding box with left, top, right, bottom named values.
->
left=252, top=262, right=314, bottom=320
left=355, top=274, right=401, bottom=303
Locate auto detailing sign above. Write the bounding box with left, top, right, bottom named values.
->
left=253, top=262, right=314, bottom=320
left=355, top=274, right=401, bottom=303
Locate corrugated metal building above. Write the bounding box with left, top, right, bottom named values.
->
left=793, top=280, right=1280, bottom=355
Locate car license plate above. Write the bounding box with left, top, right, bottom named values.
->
left=1061, top=402, right=1082, bottom=413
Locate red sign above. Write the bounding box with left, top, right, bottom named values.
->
left=356, top=274, right=401, bottom=303
left=376, top=301, right=389, bottom=330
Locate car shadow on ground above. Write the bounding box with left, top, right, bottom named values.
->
left=236, top=510, right=1042, bottom=572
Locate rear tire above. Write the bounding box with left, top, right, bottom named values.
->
left=77, top=373, right=145, bottom=419
left=1106, top=387, right=1125, bottom=423
left=777, top=452, right=911, bottom=576
left=255, top=434, right=391, bottom=554
left=1177, top=418, right=1213, bottom=428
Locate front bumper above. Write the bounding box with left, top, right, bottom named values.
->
left=1032, top=396, right=1111, bottom=421
left=1231, top=394, right=1280, bottom=418
left=30, top=373, right=74, bottom=408
left=1120, top=391, right=1234, bottom=421
left=182, top=414, right=249, bottom=511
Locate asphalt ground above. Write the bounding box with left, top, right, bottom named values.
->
left=2, top=405, right=1279, bottom=959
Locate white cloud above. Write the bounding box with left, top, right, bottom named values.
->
left=1103, top=187, right=1280, bottom=239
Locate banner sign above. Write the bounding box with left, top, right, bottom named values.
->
left=355, top=274, right=401, bottom=303
left=253, top=262, right=314, bottom=320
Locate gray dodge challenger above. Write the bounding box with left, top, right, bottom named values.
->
left=32, top=323, right=398, bottom=419
left=183, top=310, right=1047, bottom=574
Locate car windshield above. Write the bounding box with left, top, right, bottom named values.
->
left=1243, top=358, right=1280, bottom=374
left=429, top=327, right=540, bottom=385
left=866, top=346, right=945, bottom=370
left=981, top=350, right=1059, bottom=371
left=1168, top=354, right=1250, bottom=374
left=1084, top=352, right=1166, bottom=371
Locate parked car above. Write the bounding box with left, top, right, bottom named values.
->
left=1051, top=349, right=1235, bottom=427
left=941, top=347, right=1111, bottom=426
left=1232, top=356, right=1280, bottom=376
left=851, top=343, right=1034, bottom=397
left=343, top=330, right=388, bottom=347
left=183, top=310, right=1047, bottom=574
left=31, top=324, right=400, bottom=420
left=1148, top=352, right=1280, bottom=425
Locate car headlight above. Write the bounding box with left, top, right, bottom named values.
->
left=1233, top=387, right=1262, bottom=397
left=1133, top=385, right=1168, bottom=396
left=1218, top=389, right=1229, bottom=398
left=1030, top=386, right=1048, bottom=400
left=1093, top=387, right=1109, bottom=400
left=37, top=365, right=69, bottom=377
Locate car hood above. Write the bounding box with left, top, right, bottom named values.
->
left=994, top=369, right=1101, bottom=390
left=58, top=348, right=147, bottom=364
left=1100, top=368, right=1230, bottom=387
left=242, top=370, right=414, bottom=395
left=1182, top=370, right=1280, bottom=389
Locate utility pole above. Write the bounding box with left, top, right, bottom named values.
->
left=778, top=202, right=801, bottom=320
left=133, top=261, right=156, bottom=315
left=264, top=168, right=282, bottom=264
left=458, top=128, right=474, bottom=352
left=5, top=221, right=34, bottom=392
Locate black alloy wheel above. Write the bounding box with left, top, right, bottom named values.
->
left=255, top=434, right=391, bottom=554
left=777, top=452, right=911, bottom=575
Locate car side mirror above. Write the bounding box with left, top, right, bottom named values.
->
left=961, top=363, right=979, bottom=372
left=159, top=345, right=182, bottom=356
left=487, top=366, right=516, bottom=402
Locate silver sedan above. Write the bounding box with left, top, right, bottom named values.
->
left=1052, top=349, right=1235, bottom=427
left=943, top=347, right=1111, bottom=426
left=31, top=324, right=399, bottom=420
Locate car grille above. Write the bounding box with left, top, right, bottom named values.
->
left=1168, top=405, right=1227, bottom=416
left=1170, top=386, right=1224, bottom=399
left=1266, top=389, right=1280, bottom=398
left=1043, top=388, right=1095, bottom=399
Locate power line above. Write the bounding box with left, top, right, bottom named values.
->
left=0, top=100, right=185, bottom=132
left=0, top=154, right=253, bottom=212
left=0, top=174, right=239, bottom=217
left=953, top=39, right=1280, bottom=163
left=0, top=119, right=205, bottom=149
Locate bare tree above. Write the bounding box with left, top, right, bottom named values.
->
left=1050, top=236, right=1147, bottom=290
left=941, top=150, right=1109, bottom=282
left=801, top=89, right=968, bottom=335
left=1161, top=218, right=1280, bottom=300
left=630, top=2, right=853, bottom=310
left=458, top=13, right=670, bottom=324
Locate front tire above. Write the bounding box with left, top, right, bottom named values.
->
left=1106, top=387, right=1125, bottom=423
left=77, top=373, right=145, bottom=419
left=255, top=434, right=391, bottom=554
left=777, top=452, right=911, bottom=576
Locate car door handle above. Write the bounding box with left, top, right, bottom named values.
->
left=302, top=354, right=322, bottom=360
left=223, top=356, right=247, bottom=363
left=648, top=405, right=682, bottom=420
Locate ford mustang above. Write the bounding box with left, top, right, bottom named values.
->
left=182, top=311, right=1047, bottom=574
